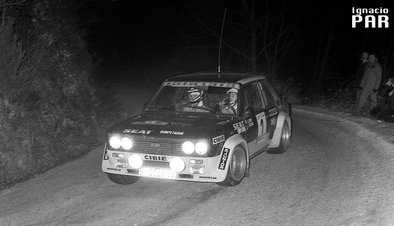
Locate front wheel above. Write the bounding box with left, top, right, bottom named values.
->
left=267, top=121, right=291, bottom=154
left=217, top=145, right=247, bottom=186
left=107, top=173, right=139, bottom=185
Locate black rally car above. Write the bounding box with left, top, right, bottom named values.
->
left=102, top=73, right=292, bottom=186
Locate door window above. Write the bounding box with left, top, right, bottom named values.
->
left=242, top=83, right=264, bottom=114
left=259, top=80, right=280, bottom=107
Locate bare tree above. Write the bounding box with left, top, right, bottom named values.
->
left=378, top=36, right=394, bottom=82
left=1, top=0, right=28, bottom=26
left=189, top=0, right=303, bottom=76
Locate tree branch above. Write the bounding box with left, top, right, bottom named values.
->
left=189, top=9, right=250, bottom=60
left=0, top=0, right=28, bottom=9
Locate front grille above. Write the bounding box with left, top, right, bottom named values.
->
left=132, top=136, right=182, bottom=156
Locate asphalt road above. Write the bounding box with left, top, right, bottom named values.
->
left=1, top=108, right=394, bottom=226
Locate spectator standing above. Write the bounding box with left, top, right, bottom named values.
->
left=355, top=52, right=369, bottom=85
left=354, top=54, right=382, bottom=115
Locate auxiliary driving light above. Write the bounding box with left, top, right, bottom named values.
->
left=109, top=136, right=121, bottom=149
left=128, top=154, right=143, bottom=169
left=195, top=141, right=208, bottom=155
left=169, top=157, right=185, bottom=172
left=182, top=141, right=194, bottom=154
left=121, top=137, right=133, bottom=150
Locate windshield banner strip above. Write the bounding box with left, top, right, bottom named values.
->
left=164, top=81, right=240, bottom=89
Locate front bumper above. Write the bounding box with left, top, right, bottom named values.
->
left=102, top=148, right=227, bottom=183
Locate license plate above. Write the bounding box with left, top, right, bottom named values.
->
left=139, top=168, right=176, bottom=179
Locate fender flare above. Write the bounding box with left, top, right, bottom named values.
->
left=268, top=112, right=291, bottom=148
left=220, top=133, right=249, bottom=175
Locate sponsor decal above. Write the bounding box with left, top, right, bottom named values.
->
left=352, top=7, right=389, bottom=28
left=271, top=117, right=277, bottom=126
left=144, top=154, right=167, bottom=162
left=199, top=176, right=217, bottom=179
left=218, top=148, right=230, bottom=170
left=131, top=120, right=168, bottom=126
left=212, top=135, right=225, bottom=144
left=164, top=81, right=240, bottom=89
left=256, top=112, right=267, bottom=136
left=233, top=120, right=247, bottom=133
left=245, top=118, right=254, bottom=128
left=150, top=143, right=160, bottom=148
left=268, top=107, right=278, bottom=117
left=123, top=129, right=154, bottom=135
left=160, top=130, right=184, bottom=135
left=107, top=167, right=121, bottom=171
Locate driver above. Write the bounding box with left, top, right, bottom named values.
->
left=220, top=88, right=238, bottom=114
left=184, top=87, right=210, bottom=112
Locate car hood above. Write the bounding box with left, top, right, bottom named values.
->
left=107, top=112, right=237, bottom=139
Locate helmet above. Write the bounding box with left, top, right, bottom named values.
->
left=187, top=87, right=203, bottom=103
left=227, top=88, right=238, bottom=94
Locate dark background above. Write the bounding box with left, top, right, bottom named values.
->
left=83, top=0, right=394, bottom=91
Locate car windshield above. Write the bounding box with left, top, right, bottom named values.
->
left=145, top=81, right=240, bottom=115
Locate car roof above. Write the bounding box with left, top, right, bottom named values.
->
left=165, top=72, right=266, bottom=85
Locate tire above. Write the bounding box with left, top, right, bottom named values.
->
left=107, top=173, right=139, bottom=185
left=217, top=145, right=247, bottom=186
left=266, top=121, right=291, bottom=154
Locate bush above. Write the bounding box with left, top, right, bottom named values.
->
left=0, top=0, right=99, bottom=190
left=270, top=75, right=303, bottom=104
left=302, top=80, right=358, bottom=113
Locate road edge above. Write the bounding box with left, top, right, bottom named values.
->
left=293, top=105, right=394, bottom=146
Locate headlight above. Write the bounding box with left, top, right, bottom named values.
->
left=182, top=141, right=194, bottom=154
left=109, top=136, right=121, bottom=149
left=128, top=154, right=143, bottom=169
left=195, top=141, right=208, bottom=155
left=170, top=157, right=185, bottom=172
left=121, top=137, right=133, bottom=150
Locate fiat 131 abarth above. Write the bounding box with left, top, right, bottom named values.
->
left=102, top=73, right=292, bottom=186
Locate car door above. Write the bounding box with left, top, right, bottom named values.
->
left=258, top=80, right=280, bottom=140
left=241, top=82, right=268, bottom=155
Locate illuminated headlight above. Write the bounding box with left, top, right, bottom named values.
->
left=121, top=137, right=133, bottom=150
left=109, top=136, right=121, bottom=149
left=128, top=154, right=143, bottom=169
left=182, top=141, right=194, bottom=154
left=195, top=141, right=208, bottom=155
left=170, top=157, right=185, bottom=172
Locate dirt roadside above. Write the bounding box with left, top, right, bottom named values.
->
left=294, top=105, right=394, bottom=146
